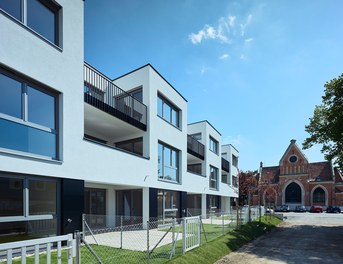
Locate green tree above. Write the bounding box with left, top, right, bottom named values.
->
left=303, top=73, right=343, bottom=171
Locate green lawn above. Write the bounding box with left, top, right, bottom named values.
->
left=3, top=216, right=281, bottom=264
left=167, top=216, right=282, bottom=264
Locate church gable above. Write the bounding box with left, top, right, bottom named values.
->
left=279, top=139, right=309, bottom=175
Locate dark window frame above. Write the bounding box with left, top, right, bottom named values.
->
left=209, top=165, right=218, bottom=190
left=157, top=93, right=181, bottom=129
left=0, top=0, right=62, bottom=47
left=209, top=136, right=218, bottom=155
left=0, top=173, right=59, bottom=222
left=158, top=141, right=180, bottom=183
left=0, top=67, right=59, bottom=160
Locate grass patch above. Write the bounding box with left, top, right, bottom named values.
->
left=4, top=216, right=280, bottom=264
left=167, top=215, right=282, bottom=264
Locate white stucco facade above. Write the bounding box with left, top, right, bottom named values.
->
left=0, top=1, right=239, bottom=238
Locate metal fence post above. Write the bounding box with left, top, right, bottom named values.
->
left=182, top=219, right=186, bottom=254
left=222, top=214, right=224, bottom=235
left=172, top=218, right=175, bottom=248
left=74, top=231, right=81, bottom=264
left=82, top=214, right=85, bottom=233
left=147, top=221, right=150, bottom=264
left=236, top=206, right=239, bottom=229
left=120, top=216, right=123, bottom=249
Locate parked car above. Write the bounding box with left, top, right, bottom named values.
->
left=326, top=206, right=341, bottom=213
left=277, top=204, right=290, bottom=212
left=295, top=205, right=307, bottom=212
left=310, top=206, right=323, bottom=213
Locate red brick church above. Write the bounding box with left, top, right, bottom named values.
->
left=252, top=139, right=343, bottom=210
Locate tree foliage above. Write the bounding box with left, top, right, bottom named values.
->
left=238, top=170, right=258, bottom=205
left=303, top=73, right=343, bottom=171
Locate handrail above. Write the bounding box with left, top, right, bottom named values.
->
left=84, top=63, right=147, bottom=128
left=187, top=135, right=205, bottom=159
left=221, top=157, right=230, bottom=172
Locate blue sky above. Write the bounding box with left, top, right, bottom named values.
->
left=84, top=0, right=343, bottom=171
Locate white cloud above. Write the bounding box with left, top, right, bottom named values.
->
left=228, top=16, right=236, bottom=28
left=240, top=14, right=253, bottom=36
left=240, top=54, right=247, bottom=60
left=245, top=38, right=253, bottom=43
left=189, top=14, right=253, bottom=45
left=189, top=24, right=230, bottom=44
left=219, top=53, right=229, bottom=60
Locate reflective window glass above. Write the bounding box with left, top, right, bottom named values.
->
left=0, top=0, right=21, bottom=20
left=0, top=177, right=23, bottom=217
left=28, top=86, right=55, bottom=129
left=0, top=118, right=56, bottom=159
left=29, top=179, right=57, bottom=215
left=0, top=73, right=22, bottom=118
left=157, top=95, right=180, bottom=128
left=27, top=0, right=57, bottom=44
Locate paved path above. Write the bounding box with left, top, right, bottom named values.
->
left=215, top=213, right=343, bottom=264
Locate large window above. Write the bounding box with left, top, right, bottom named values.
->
left=222, top=173, right=230, bottom=184
left=0, top=70, right=59, bottom=160
left=115, top=137, right=143, bottom=156
left=157, top=94, right=180, bottom=128
left=187, top=163, right=202, bottom=175
left=0, top=174, right=58, bottom=219
left=157, top=190, right=180, bottom=221
left=232, top=176, right=238, bottom=187
left=209, top=136, right=218, bottom=154
left=232, top=154, right=239, bottom=167
left=285, top=182, right=301, bottom=203
left=0, top=0, right=61, bottom=46
left=209, top=166, right=218, bottom=190
left=0, top=174, right=58, bottom=237
left=313, top=187, right=325, bottom=203
left=158, top=142, right=179, bottom=182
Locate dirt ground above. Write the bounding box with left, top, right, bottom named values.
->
left=215, top=213, right=343, bottom=264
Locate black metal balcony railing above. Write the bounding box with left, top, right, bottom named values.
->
left=84, top=63, right=147, bottom=131
left=187, top=135, right=205, bottom=160
left=221, top=157, right=230, bottom=172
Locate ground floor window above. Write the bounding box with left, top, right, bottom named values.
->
left=84, top=188, right=106, bottom=228
left=157, top=190, right=180, bottom=222
left=187, top=194, right=201, bottom=216
left=207, top=195, right=220, bottom=211
left=116, top=189, right=142, bottom=225
left=0, top=173, right=59, bottom=238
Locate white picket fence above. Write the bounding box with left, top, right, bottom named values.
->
left=0, top=234, right=74, bottom=264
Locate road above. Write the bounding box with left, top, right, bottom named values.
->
left=215, top=212, right=343, bottom=264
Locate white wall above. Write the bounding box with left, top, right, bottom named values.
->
left=0, top=0, right=85, bottom=180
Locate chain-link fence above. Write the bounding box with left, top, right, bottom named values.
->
left=77, top=208, right=265, bottom=263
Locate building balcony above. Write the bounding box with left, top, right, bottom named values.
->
left=187, top=134, right=204, bottom=160
left=84, top=63, right=147, bottom=157
left=84, top=62, right=147, bottom=131
left=221, top=157, right=230, bottom=172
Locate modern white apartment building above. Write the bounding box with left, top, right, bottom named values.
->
left=0, top=1, right=238, bottom=241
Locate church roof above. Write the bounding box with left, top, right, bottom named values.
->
left=308, top=161, right=333, bottom=181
